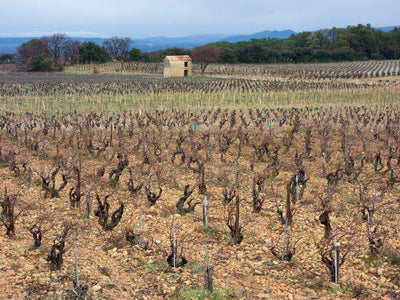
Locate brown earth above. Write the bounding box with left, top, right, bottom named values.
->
left=0, top=106, right=400, bottom=300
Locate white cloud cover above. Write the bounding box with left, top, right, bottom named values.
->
left=0, top=0, right=399, bottom=38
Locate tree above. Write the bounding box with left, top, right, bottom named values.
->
left=291, top=31, right=312, bottom=48
left=380, top=27, right=400, bottom=59
left=160, top=47, right=191, bottom=57
left=17, top=39, right=49, bottom=64
left=43, top=33, right=69, bottom=64
left=78, top=41, right=109, bottom=64
left=128, top=47, right=144, bottom=61
left=236, top=42, right=267, bottom=63
left=222, top=48, right=238, bottom=63
left=103, top=37, right=132, bottom=61
left=0, top=54, right=14, bottom=64
left=30, top=55, right=52, bottom=71
left=341, top=24, right=377, bottom=59
left=142, top=51, right=163, bottom=62
left=63, top=40, right=81, bottom=64
left=306, top=30, right=330, bottom=50
left=191, top=45, right=223, bottom=75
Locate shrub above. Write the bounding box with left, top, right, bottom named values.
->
left=30, top=55, right=52, bottom=72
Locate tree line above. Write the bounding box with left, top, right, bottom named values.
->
left=211, top=24, right=400, bottom=64
left=12, top=34, right=136, bottom=71
left=1, top=24, right=399, bottom=71
left=5, top=33, right=216, bottom=72
left=4, top=33, right=197, bottom=71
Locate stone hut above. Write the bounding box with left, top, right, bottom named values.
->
left=163, top=55, right=192, bottom=78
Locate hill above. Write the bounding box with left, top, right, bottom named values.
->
left=0, top=25, right=398, bottom=54
left=221, top=29, right=296, bottom=43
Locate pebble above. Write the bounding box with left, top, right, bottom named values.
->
left=254, top=269, right=263, bottom=275
left=92, top=285, right=102, bottom=291
left=181, top=271, right=191, bottom=276
left=251, top=261, right=263, bottom=267
left=23, top=264, right=35, bottom=272
left=257, top=293, right=268, bottom=299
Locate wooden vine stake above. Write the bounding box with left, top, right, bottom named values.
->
left=149, top=170, right=152, bottom=193
left=173, top=218, right=176, bottom=268
left=7, top=150, right=10, bottom=176
left=86, top=187, right=91, bottom=216
left=372, top=142, right=375, bottom=163
left=74, top=244, right=80, bottom=289
left=172, top=166, right=178, bottom=188
left=226, top=172, right=232, bottom=204
left=205, top=246, right=213, bottom=292
left=76, top=150, right=80, bottom=172
left=203, top=195, right=208, bottom=228
left=334, top=227, right=338, bottom=284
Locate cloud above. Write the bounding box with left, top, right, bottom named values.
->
left=0, top=31, right=111, bottom=38
left=0, top=0, right=399, bottom=38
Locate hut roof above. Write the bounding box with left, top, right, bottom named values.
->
left=164, top=55, right=192, bottom=61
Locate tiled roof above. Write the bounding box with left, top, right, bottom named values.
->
left=165, top=55, right=192, bottom=61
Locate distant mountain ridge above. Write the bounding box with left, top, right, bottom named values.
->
left=0, top=25, right=398, bottom=54
left=134, top=34, right=228, bottom=52
left=221, top=30, right=296, bottom=43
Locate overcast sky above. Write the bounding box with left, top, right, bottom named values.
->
left=0, top=0, right=399, bottom=38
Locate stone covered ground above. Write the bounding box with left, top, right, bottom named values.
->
left=0, top=107, right=400, bottom=300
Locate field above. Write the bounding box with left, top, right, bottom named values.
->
left=64, top=60, right=400, bottom=79
left=0, top=61, right=400, bottom=299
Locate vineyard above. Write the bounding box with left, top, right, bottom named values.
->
left=204, top=60, right=400, bottom=79
left=0, top=71, right=399, bottom=114
left=1, top=72, right=375, bottom=97
left=0, top=64, right=400, bottom=299
left=63, top=60, right=400, bottom=80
